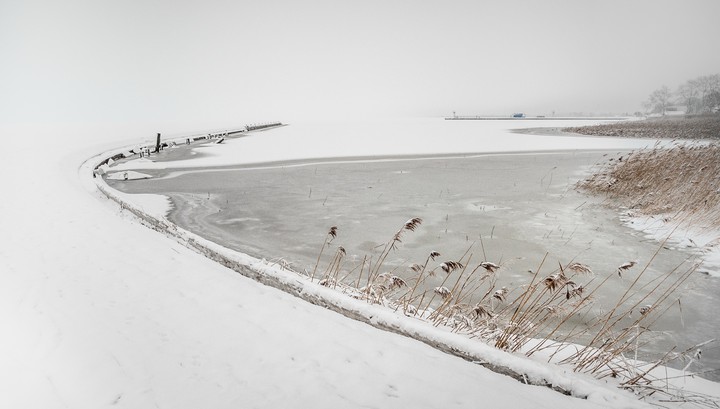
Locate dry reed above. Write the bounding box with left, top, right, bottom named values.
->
left=564, top=115, right=720, bottom=140
left=294, top=133, right=720, bottom=399
left=305, top=215, right=712, bottom=391
left=578, top=143, right=720, bottom=233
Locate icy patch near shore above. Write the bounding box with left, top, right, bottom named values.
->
left=106, top=170, right=152, bottom=181
left=465, top=202, right=511, bottom=212
left=620, top=212, right=720, bottom=277
left=112, top=190, right=173, bottom=218
left=521, top=339, right=720, bottom=402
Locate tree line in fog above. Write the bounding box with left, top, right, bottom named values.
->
left=645, top=74, right=720, bottom=115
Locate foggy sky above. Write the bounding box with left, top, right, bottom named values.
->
left=2, top=0, right=720, bottom=127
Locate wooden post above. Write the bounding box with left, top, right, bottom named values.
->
left=155, top=133, right=161, bottom=153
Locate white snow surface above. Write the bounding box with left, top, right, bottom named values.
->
left=105, top=170, right=153, bottom=181
left=1, top=120, right=717, bottom=409
left=112, top=118, right=660, bottom=172
left=621, top=213, right=720, bottom=277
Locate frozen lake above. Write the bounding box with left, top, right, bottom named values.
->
left=107, top=119, right=720, bottom=379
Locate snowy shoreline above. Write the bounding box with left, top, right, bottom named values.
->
left=85, top=125, right=719, bottom=406
left=88, top=148, right=599, bottom=396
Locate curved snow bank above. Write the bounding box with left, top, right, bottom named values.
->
left=83, top=144, right=716, bottom=408
left=83, top=144, right=174, bottom=218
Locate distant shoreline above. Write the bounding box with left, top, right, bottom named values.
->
left=445, top=116, right=630, bottom=121
left=563, top=114, right=720, bottom=140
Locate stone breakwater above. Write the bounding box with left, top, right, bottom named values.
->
left=564, top=115, right=720, bottom=140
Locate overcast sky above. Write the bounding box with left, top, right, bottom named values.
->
left=2, top=0, right=720, bottom=128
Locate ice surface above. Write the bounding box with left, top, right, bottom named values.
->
left=111, top=118, right=661, bottom=170
left=1, top=120, right=717, bottom=409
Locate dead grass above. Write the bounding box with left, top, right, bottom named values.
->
left=565, top=115, right=720, bottom=140
left=306, top=217, right=712, bottom=390
left=578, top=143, right=720, bottom=232
left=299, top=145, right=720, bottom=394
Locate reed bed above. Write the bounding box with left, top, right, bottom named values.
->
left=578, top=143, right=720, bottom=232
left=306, top=217, right=711, bottom=390
left=565, top=115, right=720, bottom=140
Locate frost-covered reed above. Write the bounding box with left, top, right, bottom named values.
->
left=578, top=143, right=720, bottom=232
left=305, top=216, right=709, bottom=388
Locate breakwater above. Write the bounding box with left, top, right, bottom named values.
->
left=95, top=122, right=284, bottom=169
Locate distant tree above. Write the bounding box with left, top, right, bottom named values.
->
left=646, top=85, right=673, bottom=115
left=648, top=73, right=720, bottom=115
left=705, top=90, right=720, bottom=113
left=676, top=80, right=701, bottom=113
left=694, top=74, right=720, bottom=112
left=641, top=100, right=652, bottom=113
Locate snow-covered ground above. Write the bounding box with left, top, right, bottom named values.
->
left=621, top=213, right=720, bottom=278
left=1, top=120, right=718, bottom=409
left=112, top=118, right=659, bottom=170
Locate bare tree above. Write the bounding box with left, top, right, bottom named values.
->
left=646, top=85, right=673, bottom=115
left=694, top=74, right=720, bottom=112
left=676, top=80, right=700, bottom=113
left=705, top=90, right=720, bottom=112
left=647, top=73, right=719, bottom=115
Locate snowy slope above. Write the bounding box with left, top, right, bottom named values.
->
left=0, top=122, right=715, bottom=409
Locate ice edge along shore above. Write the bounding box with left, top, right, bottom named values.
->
left=81, top=133, right=716, bottom=407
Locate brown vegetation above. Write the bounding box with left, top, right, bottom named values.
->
left=303, top=123, right=720, bottom=389
left=308, top=219, right=704, bottom=387
left=565, top=115, right=720, bottom=140
left=578, top=144, right=720, bottom=231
